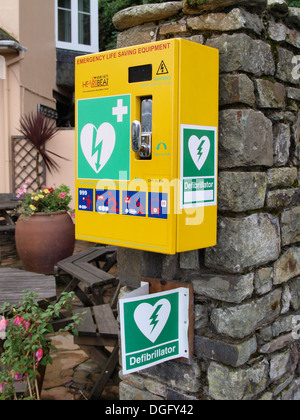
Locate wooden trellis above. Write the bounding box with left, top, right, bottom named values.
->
left=11, top=136, right=46, bottom=193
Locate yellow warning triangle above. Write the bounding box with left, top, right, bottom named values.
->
left=156, top=60, right=169, bottom=75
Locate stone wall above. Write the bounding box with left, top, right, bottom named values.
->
left=115, top=0, right=300, bottom=400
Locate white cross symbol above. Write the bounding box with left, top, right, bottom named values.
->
left=112, top=99, right=128, bottom=123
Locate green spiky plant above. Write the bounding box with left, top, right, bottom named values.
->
left=18, top=113, right=67, bottom=189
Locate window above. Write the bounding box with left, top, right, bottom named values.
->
left=78, top=0, right=91, bottom=45
left=0, top=56, right=6, bottom=80
left=58, top=0, right=72, bottom=43
left=55, top=0, right=98, bottom=53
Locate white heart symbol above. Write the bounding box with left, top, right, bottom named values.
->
left=188, top=135, right=210, bottom=171
left=80, top=122, right=116, bottom=173
left=134, top=299, right=171, bottom=343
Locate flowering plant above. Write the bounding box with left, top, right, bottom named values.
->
left=0, top=291, right=81, bottom=400
left=15, top=180, right=72, bottom=217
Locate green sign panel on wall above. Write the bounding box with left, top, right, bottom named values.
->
left=77, top=94, right=131, bottom=181
left=180, top=124, right=217, bottom=209
left=119, top=286, right=189, bottom=374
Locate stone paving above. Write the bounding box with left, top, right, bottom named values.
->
left=41, top=331, right=119, bottom=400
left=0, top=234, right=120, bottom=400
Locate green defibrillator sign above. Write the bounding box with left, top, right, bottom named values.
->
left=180, top=124, right=217, bottom=209
left=77, top=94, right=131, bottom=181
left=119, top=286, right=189, bottom=375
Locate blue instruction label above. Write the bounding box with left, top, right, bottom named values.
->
left=148, top=193, right=168, bottom=219
left=122, top=191, right=146, bottom=217
left=78, top=188, right=94, bottom=211
left=95, top=190, right=120, bottom=214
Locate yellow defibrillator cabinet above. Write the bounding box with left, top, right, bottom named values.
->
left=75, top=39, right=219, bottom=254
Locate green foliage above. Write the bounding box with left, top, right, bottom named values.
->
left=0, top=291, right=82, bottom=400
left=98, top=0, right=300, bottom=50
left=18, top=113, right=68, bottom=188
left=286, top=0, right=300, bottom=6
left=15, top=182, right=73, bottom=217
left=98, top=0, right=175, bottom=51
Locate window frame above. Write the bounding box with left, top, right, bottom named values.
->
left=55, top=0, right=99, bottom=53
left=0, top=56, right=6, bottom=80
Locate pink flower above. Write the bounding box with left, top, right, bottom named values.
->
left=16, top=182, right=29, bottom=198
left=13, top=316, right=31, bottom=332
left=13, top=316, right=24, bottom=326
left=58, top=192, right=66, bottom=199
left=12, top=372, right=23, bottom=381
left=22, top=320, right=30, bottom=332
left=35, top=347, right=43, bottom=363
left=0, top=316, right=8, bottom=331
left=0, top=382, right=7, bottom=392
left=35, top=347, right=43, bottom=368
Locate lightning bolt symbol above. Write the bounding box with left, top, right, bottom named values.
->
left=197, top=138, right=206, bottom=163
left=91, top=127, right=103, bottom=172
left=149, top=304, right=163, bottom=333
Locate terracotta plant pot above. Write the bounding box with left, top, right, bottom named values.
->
left=15, top=211, right=75, bottom=274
